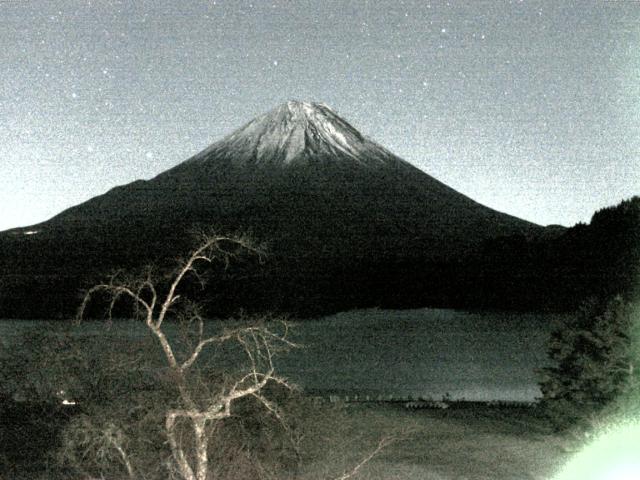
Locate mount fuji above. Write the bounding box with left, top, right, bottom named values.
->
left=0, top=101, right=549, bottom=318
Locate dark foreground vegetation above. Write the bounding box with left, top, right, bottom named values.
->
left=0, top=393, right=76, bottom=479
left=1, top=395, right=574, bottom=480
left=0, top=317, right=373, bottom=480
left=539, top=295, right=640, bottom=433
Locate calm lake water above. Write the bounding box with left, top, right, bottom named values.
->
left=0, top=308, right=559, bottom=402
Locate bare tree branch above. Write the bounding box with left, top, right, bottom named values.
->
left=76, top=232, right=293, bottom=480
left=334, top=434, right=397, bottom=480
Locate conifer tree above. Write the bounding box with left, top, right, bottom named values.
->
left=539, top=296, right=638, bottom=430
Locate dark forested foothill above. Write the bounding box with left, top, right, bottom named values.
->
left=0, top=196, right=638, bottom=319
left=460, top=196, right=640, bottom=312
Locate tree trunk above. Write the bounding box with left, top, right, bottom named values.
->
left=166, top=413, right=196, bottom=480
left=194, top=417, right=209, bottom=480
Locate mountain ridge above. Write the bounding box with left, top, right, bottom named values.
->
left=0, top=100, right=555, bottom=318
left=12, top=101, right=539, bottom=244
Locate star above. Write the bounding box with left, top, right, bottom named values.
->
left=0, top=0, right=634, bottom=232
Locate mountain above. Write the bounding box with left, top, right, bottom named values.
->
left=19, top=101, right=539, bottom=250
left=0, top=101, right=550, bottom=318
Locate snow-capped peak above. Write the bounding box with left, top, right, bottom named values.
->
left=191, top=100, right=401, bottom=168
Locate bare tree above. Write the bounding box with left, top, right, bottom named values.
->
left=77, top=233, right=297, bottom=480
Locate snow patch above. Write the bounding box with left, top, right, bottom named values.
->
left=322, top=120, right=352, bottom=150
left=194, top=100, right=399, bottom=169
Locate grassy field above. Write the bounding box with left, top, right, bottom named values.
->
left=1, top=395, right=575, bottom=480
left=299, top=402, right=572, bottom=480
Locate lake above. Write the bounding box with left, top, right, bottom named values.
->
left=0, top=308, right=560, bottom=402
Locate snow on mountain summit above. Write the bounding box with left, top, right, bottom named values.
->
left=189, top=101, right=403, bottom=168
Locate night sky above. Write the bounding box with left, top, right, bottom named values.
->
left=2, top=0, right=639, bottom=231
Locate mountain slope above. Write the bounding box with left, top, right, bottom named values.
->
left=0, top=101, right=547, bottom=317
left=33, top=101, right=538, bottom=251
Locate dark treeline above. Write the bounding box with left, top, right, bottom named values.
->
left=460, top=196, right=640, bottom=311
left=1, top=196, right=638, bottom=319
left=218, top=193, right=639, bottom=315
